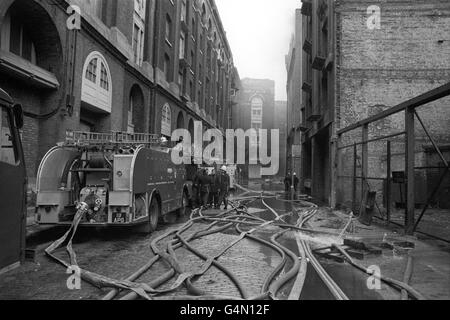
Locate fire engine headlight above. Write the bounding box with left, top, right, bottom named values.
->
left=117, top=171, right=123, bottom=177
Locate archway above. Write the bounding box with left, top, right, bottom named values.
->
left=188, top=118, right=194, bottom=140
left=176, top=111, right=185, bottom=130
left=0, top=0, right=63, bottom=75
left=161, top=103, right=172, bottom=138
left=129, top=85, right=145, bottom=133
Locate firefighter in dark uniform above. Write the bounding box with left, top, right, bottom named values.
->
left=284, top=172, right=292, bottom=193
left=192, top=168, right=202, bottom=209
left=210, top=169, right=221, bottom=209
left=217, top=166, right=230, bottom=210
left=293, top=173, right=299, bottom=193
left=198, top=169, right=211, bottom=209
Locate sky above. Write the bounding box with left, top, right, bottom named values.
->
left=215, top=0, right=300, bottom=101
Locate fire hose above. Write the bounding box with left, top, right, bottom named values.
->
left=45, top=189, right=425, bottom=300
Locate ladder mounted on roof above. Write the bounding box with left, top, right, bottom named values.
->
left=64, top=130, right=162, bottom=149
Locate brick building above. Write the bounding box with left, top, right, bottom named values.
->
left=334, top=0, right=450, bottom=210
left=0, top=0, right=238, bottom=185
left=285, top=9, right=304, bottom=181
left=287, top=0, right=450, bottom=207
left=275, top=100, right=287, bottom=177
left=286, top=0, right=335, bottom=203
left=233, top=78, right=276, bottom=179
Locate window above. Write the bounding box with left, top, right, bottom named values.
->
left=134, top=0, right=146, bottom=18
left=179, top=31, right=186, bottom=59
left=205, top=79, right=210, bottom=109
left=165, top=15, right=172, bottom=43
left=250, top=96, right=263, bottom=143
left=0, top=108, right=17, bottom=165
left=181, top=0, right=187, bottom=22
left=178, top=68, right=187, bottom=94
left=178, top=71, right=183, bottom=90
left=206, top=46, right=211, bottom=73
left=1, top=11, right=37, bottom=64
left=201, top=4, right=206, bottom=24
left=100, top=63, right=109, bottom=90
left=200, top=34, right=204, bottom=52
left=251, top=122, right=262, bottom=130
left=132, top=0, right=146, bottom=66
left=85, top=58, right=98, bottom=83
left=82, top=52, right=112, bottom=113
left=191, top=18, right=197, bottom=39
left=91, top=0, right=104, bottom=20
left=189, top=80, right=194, bottom=99
left=252, top=109, right=262, bottom=116
left=190, top=50, right=195, bottom=67
left=161, top=104, right=172, bottom=137
left=128, top=95, right=134, bottom=133
left=164, top=54, right=171, bottom=81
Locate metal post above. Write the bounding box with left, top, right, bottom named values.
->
left=386, top=141, right=392, bottom=224
left=405, top=107, right=415, bottom=235
left=331, top=134, right=340, bottom=208
left=362, top=124, right=369, bottom=202
left=352, top=144, right=357, bottom=213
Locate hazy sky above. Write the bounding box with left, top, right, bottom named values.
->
left=215, top=0, right=300, bottom=101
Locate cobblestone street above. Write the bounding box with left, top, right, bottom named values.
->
left=0, top=210, right=285, bottom=300
left=1, top=196, right=448, bottom=300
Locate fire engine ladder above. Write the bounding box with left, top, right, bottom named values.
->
left=64, top=131, right=161, bottom=149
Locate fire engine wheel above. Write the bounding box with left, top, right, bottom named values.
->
left=148, top=196, right=160, bottom=232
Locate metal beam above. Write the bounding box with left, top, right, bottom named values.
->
left=405, top=107, right=415, bottom=235
left=361, top=125, right=369, bottom=204
left=338, top=82, right=450, bottom=135
left=386, top=141, right=392, bottom=224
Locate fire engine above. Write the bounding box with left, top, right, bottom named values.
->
left=0, top=88, right=26, bottom=274
left=35, top=131, right=193, bottom=232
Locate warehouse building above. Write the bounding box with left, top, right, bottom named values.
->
left=0, top=0, right=238, bottom=186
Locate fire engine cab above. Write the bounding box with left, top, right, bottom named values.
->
left=35, top=131, right=192, bottom=232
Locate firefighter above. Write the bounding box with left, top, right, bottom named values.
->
left=199, top=169, right=211, bottom=209
left=284, top=172, right=292, bottom=193
left=293, top=173, right=300, bottom=193
left=192, top=168, right=202, bottom=209
left=217, top=165, right=230, bottom=210
left=209, top=169, right=221, bottom=209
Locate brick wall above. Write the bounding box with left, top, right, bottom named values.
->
left=335, top=0, right=450, bottom=209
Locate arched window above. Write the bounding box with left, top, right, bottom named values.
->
left=188, top=119, right=194, bottom=139
left=81, top=52, right=112, bottom=113
left=161, top=104, right=172, bottom=137
left=177, top=112, right=184, bottom=129
left=129, top=85, right=144, bottom=133
left=201, top=4, right=206, bottom=23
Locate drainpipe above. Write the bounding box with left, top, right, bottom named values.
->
left=151, top=0, right=161, bottom=134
